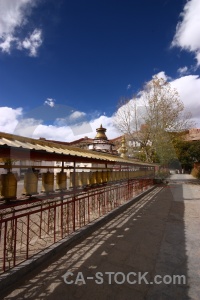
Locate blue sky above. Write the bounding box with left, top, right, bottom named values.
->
left=0, top=0, right=200, bottom=141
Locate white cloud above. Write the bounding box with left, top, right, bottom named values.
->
left=33, top=124, right=75, bottom=141
left=54, top=110, right=87, bottom=127
left=0, top=105, right=120, bottom=142
left=0, top=107, right=22, bottom=133
left=31, top=115, right=120, bottom=141
left=150, top=72, right=200, bottom=126
left=170, top=74, right=200, bottom=125
left=171, top=0, right=200, bottom=66
left=0, top=0, right=31, bottom=36
left=177, top=66, right=188, bottom=75
left=0, top=0, right=42, bottom=56
left=152, top=71, right=171, bottom=81
left=14, top=118, right=42, bottom=136
left=0, top=35, right=17, bottom=53
left=69, top=111, right=86, bottom=120
left=127, top=84, right=131, bottom=90
left=17, top=29, right=42, bottom=57
left=44, top=98, right=55, bottom=107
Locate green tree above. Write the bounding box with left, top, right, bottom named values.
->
left=173, top=140, right=200, bottom=172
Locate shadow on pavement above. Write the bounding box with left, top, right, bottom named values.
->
left=3, top=178, right=194, bottom=300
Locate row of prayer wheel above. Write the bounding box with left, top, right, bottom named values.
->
left=0, top=171, right=67, bottom=200
left=69, top=170, right=147, bottom=187
left=0, top=169, right=154, bottom=200
left=70, top=170, right=153, bottom=187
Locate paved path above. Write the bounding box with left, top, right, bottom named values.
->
left=2, top=174, right=200, bottom=299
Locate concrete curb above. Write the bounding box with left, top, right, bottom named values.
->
left=0, top=185, right=156, bottom=294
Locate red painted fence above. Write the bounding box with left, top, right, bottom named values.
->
left=0, top=178, right=153, bottom=274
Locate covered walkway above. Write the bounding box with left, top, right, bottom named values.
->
left=2, top=174, right=200, bottom=299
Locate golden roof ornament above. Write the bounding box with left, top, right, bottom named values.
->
left=94, top=124, right=108, bottom=140
left=119, top=136, right=128, bottom=158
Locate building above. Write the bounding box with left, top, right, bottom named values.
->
left=184, top=128, right=200, bottom=142
left=88, top=124, right=116, bottom=154
left=53, top=124, right=123, bottom=174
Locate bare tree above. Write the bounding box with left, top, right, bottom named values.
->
left=113, top=97, right=148, bottom=155
left=142, top=76, right=193, bottom=134
left=113, top=97, right=138, bottom=136
left=114, top=76, right=195, bottom=164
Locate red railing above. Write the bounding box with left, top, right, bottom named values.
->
left=0, top=178, right=153, bottom=274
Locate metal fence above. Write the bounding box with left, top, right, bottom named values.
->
left=0, top=178, right=153, bottom=274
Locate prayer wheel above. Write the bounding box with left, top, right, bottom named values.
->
left=102, top=171, right=107, bottom=183
left=112, top=171, right=116, bottom=181
left=56, top=171, right=67, bottom=190
left=77, top=172, right=83, bottom=187
left=42, top=172, right=54, bottom=193
left=69, top=172, right=73, bottom=188
left=109, top=171, right=113, bottom=182
left=90, top=172, right=97, bottom=185
left=87, top=172, right=91, bottom=185
left=82, top=172, right=87, bottom=186
left=107, top=170, right=111, bottom=182
left=0, top=172, right=17, bottom=200
left=84, top=172, right=90, bottom=185
left=115, top=171, right=120, bottom=181
left=24, top=171, right=38, bottom=195
left=75, top=172, right=80, bottom=187
left=69, top=172, right=79, bottom=188
left=96, top=171, right=102, bottom=184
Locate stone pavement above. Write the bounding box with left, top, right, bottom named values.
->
left=2, top=174, right=200, bottom=300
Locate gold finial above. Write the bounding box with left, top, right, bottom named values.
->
left=119, top=136, right=128, bottom=158
left=94, top=124, right=108, bottom=140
